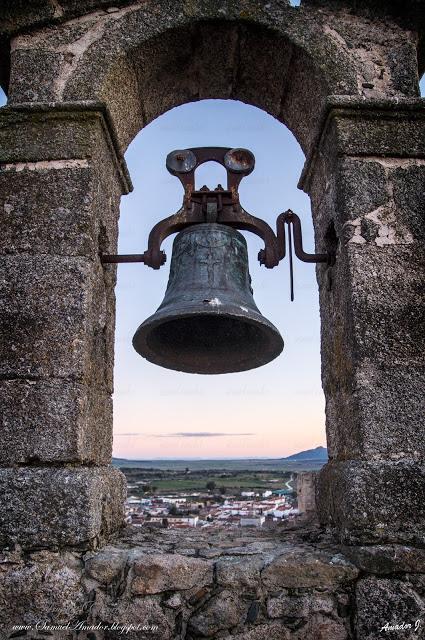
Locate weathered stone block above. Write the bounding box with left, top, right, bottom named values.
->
left=0, top=108, right=101, bottom=163
left=348, top=246, right=424, bottom=364
left=85, top=545, right=128, bottom=584
left=297, top=472, right=318, bottom=514
left=0, top=255, right=113, bottom=387
left=268, top=592, right=344, bottom=622
left=98, top=595, right=173, bottom=640
left=131, top=553, right=213, bottom=595
left=0, top=466, right=126, bottom=549
left=391, top=163, right=425, bottom=242
left=353, top=364, right=425, bottom=461
left=330, top=105, right=425, bottom=158
left=343, top=545, right=425, bottom=575
left=267, top=593, right=310, bottom=619
left=317, top=460, right=425, bottom=545
left=188, top=589, right=247, bottom=637
left=0, top=379, right=112, bottom=464
left=0, top=166, right=97, bottom=257
left=215, top=555, right=264, bottom=591
left=356, top=577, right=425, bottom=640
left=235, top=26, right=293, bottom=118
left=297, top=614, right=348, bottom=640
left=0, top=105, right=131, bottom=193
left=0, top=550, right=85, bottom=630
left=335, top=158, right=389, bottom=223
left=261, top=547, right=358, bottom=590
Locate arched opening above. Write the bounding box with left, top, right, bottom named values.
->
left=61, top=14, right=357, bottom=155
left=113, top=99, right=326, bottom=494
left=57, top=8, right=343, bottom=509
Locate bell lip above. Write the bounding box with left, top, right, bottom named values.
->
left=132, top=307, right=284, bottom=375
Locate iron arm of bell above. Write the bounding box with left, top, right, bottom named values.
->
left=101, top=147, right=336, bottom=298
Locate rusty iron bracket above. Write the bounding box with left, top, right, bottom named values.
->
left=101, top=148, right=336, bottom=291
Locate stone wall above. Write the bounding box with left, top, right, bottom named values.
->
left=1, top=524, right=425, bottom=640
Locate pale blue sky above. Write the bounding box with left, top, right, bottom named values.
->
left=114, top=99, right=326, bottom=459
left=0, top=59, right=423, bottom=460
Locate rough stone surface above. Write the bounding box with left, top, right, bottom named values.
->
left=0, top=525, right=422, bottom=638
left=297, top=472, right=318, bottom=515
left=261, top=546, right=359, bottom=590
left=343, top=545, right=425, bottom=575
left=188, top=589, right=247, bottom=637
left=0, top=526, right=357, bottom=638
left=0, top=550, right=85, bottom=631
left=356, top=577, right=425, bottom=640
left=215, top=555, right=264, bottom=592
left=84, top=545, right=128, bottom=584
left=0, top=379, right=113, bottom=464
left=317, top=460, right=425, bottom=545
left=0, top=467, right=126, bottom=549
left=132, top=553, right=213, bottom=595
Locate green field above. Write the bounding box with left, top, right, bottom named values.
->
left=116, top=456, right=327, bottom=496
left=139, top=475, right=284, bottom=492
left=122, top=467, right=295, bottom=496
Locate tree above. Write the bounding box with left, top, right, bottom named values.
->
left=168, top=503, right=178, bottom=516
left=206, top=480, right=216, bottom=491
left=219, top=486, right=226, bottom=495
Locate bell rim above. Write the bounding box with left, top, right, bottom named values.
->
left=132, top=307, right=284, bottom=375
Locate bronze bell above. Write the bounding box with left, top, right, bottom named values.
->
left=133, top=224, right=284, bottom=374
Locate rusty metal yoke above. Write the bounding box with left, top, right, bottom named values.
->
left=101, top=147, right=335, bottom=298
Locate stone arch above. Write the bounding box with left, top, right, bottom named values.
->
left=9, top=1, right=360, bottom=154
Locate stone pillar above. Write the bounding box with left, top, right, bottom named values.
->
left=297, top=472, right=317, bottom=516
left=302, top=98, right=425, bottom=545
left=0, top=102, right=129, bottom=549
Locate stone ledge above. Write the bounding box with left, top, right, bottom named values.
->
left=0, top=101, right=132, bottom=193
left=300, top=96, right=425, bottom=192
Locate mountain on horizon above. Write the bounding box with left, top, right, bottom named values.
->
left=282, top=446, right=328, bottom=461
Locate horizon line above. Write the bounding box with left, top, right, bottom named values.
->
left=112, top=451, right=326, bottom=462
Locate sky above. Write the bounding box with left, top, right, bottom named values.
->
left=115, top=99, right=326, bottom=459
left=0, top=51, right=424, bottom=461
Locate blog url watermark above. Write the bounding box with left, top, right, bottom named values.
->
left=12, top=621, right=159, bottom=635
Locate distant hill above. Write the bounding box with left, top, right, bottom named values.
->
left=112, top=454, right=327, bottom=472
left=282, top=446, right=328, bottom=461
